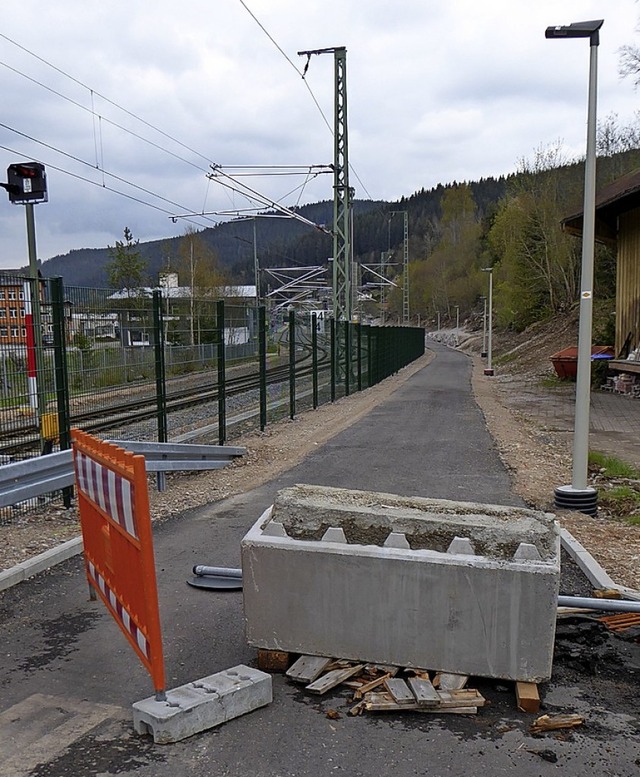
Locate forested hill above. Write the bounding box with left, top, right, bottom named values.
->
left=39, top=177, right=509, bottom=288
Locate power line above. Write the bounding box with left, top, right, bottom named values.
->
left=236, top=2, right=374, bottom=201
left=0, top=33, right=216, bottom=168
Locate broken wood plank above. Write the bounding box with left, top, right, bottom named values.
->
left=407, top=676, right=440, bottom=707
left=383, top=678, right=415, bottom=706
left=257, top=649, right=290, bottom=672
left=348, top=700, right=366, bottom=716
left=305, top=664, right=364, bottom=695
left=363, top=692, right=478, bottom=714
left=354, top=673, right=391, bottom=699
left=286, top=655, right=333, bottom=684
left=364, top=691, right=419, bottom=711
left=516, top=681, right=541, bottom=713
left=438, top=673, right=468, bottom=691
left=437, top=689, right=486, bottom=709
left=530, top=714, right=584, bottom=733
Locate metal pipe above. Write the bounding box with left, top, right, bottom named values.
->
left=193, top=565, right=242, bottom=578
left=558, top=595, right=640, bottom=612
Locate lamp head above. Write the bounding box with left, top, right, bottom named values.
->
left=545, top=19, right=603, bottom=44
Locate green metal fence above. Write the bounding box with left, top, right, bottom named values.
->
left=0, top=276, right=425, bottom=513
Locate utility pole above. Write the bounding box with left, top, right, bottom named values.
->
left=298, top=46, right=352, bottom=322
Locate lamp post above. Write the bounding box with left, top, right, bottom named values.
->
left=455, top=305, right=460, bottom=346
left=480, top=296, right=487, bottom=358
left=546, top=19, right=603, bottom=517
left=481, top=268, right=493, bottom=376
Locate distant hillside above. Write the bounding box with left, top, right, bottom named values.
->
left=40, top=179, right=509, bottom=288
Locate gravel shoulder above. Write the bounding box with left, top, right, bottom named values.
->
left=1, top=343, right=639, bottom=591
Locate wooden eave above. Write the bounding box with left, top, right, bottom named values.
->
left=561, top=168, right=640, bottom=248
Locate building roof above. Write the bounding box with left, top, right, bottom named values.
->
left=562, top=168, right=640, bottom=244
left=108, top=285, right=257, bottom=300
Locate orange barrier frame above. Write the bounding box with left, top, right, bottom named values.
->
left=71, top=429, right=166, bottom=699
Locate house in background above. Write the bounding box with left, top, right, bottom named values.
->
left=0, top=270, right=51, bottom=348
left=563, top=168, right=640, bottom=377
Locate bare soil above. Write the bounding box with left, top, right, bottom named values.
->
left=2, top=324, right=639, bottom=591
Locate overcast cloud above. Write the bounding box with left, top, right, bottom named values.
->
left=0, top=0, right=638, bottom=269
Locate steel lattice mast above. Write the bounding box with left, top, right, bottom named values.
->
left=298, top=46, right=351, bottom=322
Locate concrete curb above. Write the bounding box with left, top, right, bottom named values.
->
left=560, top=528, right=640, bottom=602
left=0, top=535, right=83, bottom=593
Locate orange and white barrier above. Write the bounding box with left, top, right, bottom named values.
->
left=72, top=429, right=166, bottom=699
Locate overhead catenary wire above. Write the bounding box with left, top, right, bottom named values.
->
left=0, top=141, right=220, bottom=232
left=236, top=0, right=374, bottom=201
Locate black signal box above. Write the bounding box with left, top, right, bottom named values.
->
left=7, top=162, right=48, bottom=204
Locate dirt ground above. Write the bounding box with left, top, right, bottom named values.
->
left=1, top=328, right=639, bottom=591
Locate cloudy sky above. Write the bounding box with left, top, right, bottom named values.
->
left=0, top=0, right=638, bottom=269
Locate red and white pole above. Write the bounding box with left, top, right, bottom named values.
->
left=23, top=280, right=37, bottom=411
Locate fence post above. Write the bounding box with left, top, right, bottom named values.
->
left=258, top=306, right=267, bottom=431
left=51, top=276, right=72, bottom=507
left=311, top=312, right=318, bottom=409
left=344, top=320, right=351, bottom=397
left=216, top=300, right=226, bottom=445
left=356, top=322, right=362, bottom=392
left=288, top=309, right=296, bottom=420
left=330, top=318, right=336, bottom=402
left=152, top=291, right=167, bottom=491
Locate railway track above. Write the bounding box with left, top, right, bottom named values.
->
left=0, top=346, right=330, bottom=457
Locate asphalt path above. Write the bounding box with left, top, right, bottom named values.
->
left=1, top=343, right=639, bottom=776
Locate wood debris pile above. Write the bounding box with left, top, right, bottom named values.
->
left=286, top=655, right=485, bottom=716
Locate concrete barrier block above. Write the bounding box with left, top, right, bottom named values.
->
left=242, top=485, right=561, bottom=683
left=132, top=665, right=272, bottom=744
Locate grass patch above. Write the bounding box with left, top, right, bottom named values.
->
left=598, top=484, right=640, bottom=525
left=589, top=451, right=640, bottom=479
left=539, top=374, right=570, bottom=388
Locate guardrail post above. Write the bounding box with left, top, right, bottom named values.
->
left=153, top=290, right=168, bottom=491
left=258, top=306, right=267, bottom=431
left=216, top=300, right=226, bottom=445
left=51, top=276, right=72, bottom=507
left=311, top=312, right=318, bottom=409
left=288, top=309, right=296, bottom=420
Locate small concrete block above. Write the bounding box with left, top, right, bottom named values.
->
left=262, top=521, right=288, bottom=538
left=383, top=531, right=410, bottom=549
left=513, top=542, right=542, bottom=561
left=132, top=665, right=272, bottom=744
left=321, top=526, right=347, bottom=543
left=446, top=537, right=475, bottom=555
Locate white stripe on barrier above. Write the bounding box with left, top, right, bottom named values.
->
left=121, top=478, right=135, bottom=537
left=75, top=451, right=138, bottom=540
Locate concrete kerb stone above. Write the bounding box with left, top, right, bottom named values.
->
left=0, top=535, right=83, bottom=592
left=560, top=528, right=640, bottom=601
left=132, top=665, right=272, bottom=744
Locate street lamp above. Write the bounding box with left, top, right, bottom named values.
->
left=455, top=305, right=460, bottom=346
left=546, top=19, right=603, bottom=517
left=481, top=268, right=493, bottom=376
left=480, top=296, right=487, bottom=358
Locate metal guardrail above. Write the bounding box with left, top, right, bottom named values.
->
left=0, top=441, right=246, bottom=509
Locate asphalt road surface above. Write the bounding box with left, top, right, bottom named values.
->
left=1, top=343, right=639, bottom=776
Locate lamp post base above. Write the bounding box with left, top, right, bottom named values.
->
left=554, top=485, right=597, bottom=516
left=480, top=351, right=487, bottom=358
left=483, top=368, right=494, bottom=376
